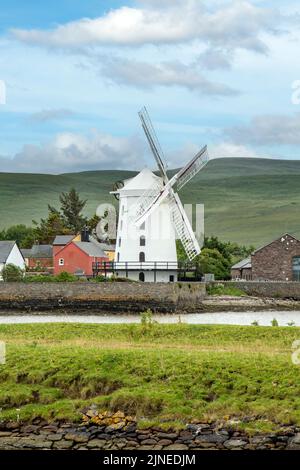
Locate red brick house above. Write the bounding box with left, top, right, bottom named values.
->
left=231, top=233, right=300, bottom=281
left=53, top=234, right=108, bottom=276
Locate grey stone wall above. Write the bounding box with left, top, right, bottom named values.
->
left=226, top=281, right=300, bottom=299
left=0, top=282, right=206, bottom=313
left=0, top=421, right=299, bottom=450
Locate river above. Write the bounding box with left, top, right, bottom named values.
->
left=1, top=311, right=300, bottom=326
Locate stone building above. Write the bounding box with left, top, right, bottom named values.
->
left=252, top=233, right=300, bottom=281
left=231, top=233, right=300, bottom=281
left=231, top=257, right=252, bottom=280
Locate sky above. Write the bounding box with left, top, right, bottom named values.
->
left=1, top=0, right=300, bottom=173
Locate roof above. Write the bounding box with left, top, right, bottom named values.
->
left=121, top=168, right=162, bottom=191
left=0, top=241, right=15, bottom=263
left=253, top=233, right=300, bottom=255
left=22, top=245, right=53, bottom=259
left=74, top=241, right=106, bottom=258
left=97, top=242, right=116, bottom=251
left=231, top=257, right=252, bottom=270
left=53, top=235, right=75, bottom=246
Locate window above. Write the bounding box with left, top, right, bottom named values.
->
left=293, top=256, right=300, bottom=281
left=139, top=272, right=145, bottom=282
left=119, top=237, right=121, bottom=247
left=59, top=258, right=64, bottom=266
left=140, top=222, right=145, bottom=230
left=169, top=275, right=174, bottom=282
left=140, top=235, right=145, bottom=246
left=120, top=220, right=123, bottom=230
left=117, top=252, right=120, bottom=262
left=139, top=252, right=145, bottom=262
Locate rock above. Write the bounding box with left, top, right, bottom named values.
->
left=158, top=439, right=173, bottom=446
left=165, top=444, right=189, bottom=450
left=65, top=432, right=89, bottom=443
left=288, top=434, right=300, bottom=449
left=224, top=439, right=247, bottom=449
left=196, top=433, right=228, bottom=444
left=126, top=440, right=139, bottom=447
left=53, top=440, right=74, bottom=449
left=87, top=439, right=107, bottom=449
left=48, top=434, right=63, bottom=441
left=156, top=432, right=178, bottom=440
left=0, top=432, right=12, bottom=437
left=113, top=411, right=125, bottom=419
left=139, top=438, right=157, bottom=445
left=179, top=431, right=193, bottom=441
left=105, top=422, right=126, bottom=432
left=17, top=437, right=53, bottom=449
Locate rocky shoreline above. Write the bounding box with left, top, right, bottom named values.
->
left=1, top=420, right=300, bottom=450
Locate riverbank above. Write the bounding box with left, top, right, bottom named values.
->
left=2, top=281, right=300, bottom=313
left=1, top=323, right=300, bottom=435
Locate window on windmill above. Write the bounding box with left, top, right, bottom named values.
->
left=59, top=258, right=64, bottom=266
left=117, top=252, right=120, bottom=262
left=120, top=220, right=123, bottom=230
left=119, top=238, right=121, bottom=247
left=139, top=252, right=145, bottom=262
left=140, top=235, right=146, bottom=246
left=140, top=222, right=145, bottom=230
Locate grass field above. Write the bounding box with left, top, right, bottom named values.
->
left=2, top=158, right=300, bottom=245
left=1, top=323, right=300, bottom=433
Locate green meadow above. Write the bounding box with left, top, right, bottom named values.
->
left=1, top=323, right=300, bottom=433
left=2, top=157, right=300, bottom=245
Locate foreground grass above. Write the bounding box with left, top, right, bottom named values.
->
left=0, top=323, right=300, bottom=433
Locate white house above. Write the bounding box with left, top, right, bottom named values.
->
left=0, top=241, right=26, bottom=279
left=111, top=168, right=178, bottom=282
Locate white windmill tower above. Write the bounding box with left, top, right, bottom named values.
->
left=111, top=107, right=209, bottom=282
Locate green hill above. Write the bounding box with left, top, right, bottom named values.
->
left=1, top=158, right=300, bottom=247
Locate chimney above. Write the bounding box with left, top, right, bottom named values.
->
left=81, top=226, right=90, bottom=242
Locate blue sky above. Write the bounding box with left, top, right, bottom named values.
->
left=1, top=0, right=300, bottom=173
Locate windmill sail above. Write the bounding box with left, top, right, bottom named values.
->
left=138, top=107, right=168, bottom=182
left=169, top=193, right=200, bottom=261
left=176, top=145, right=208, bottom=191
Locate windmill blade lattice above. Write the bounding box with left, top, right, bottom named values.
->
left=169, top=193, right=201, bottom=261
left=176, top=145, right=208, bottom=191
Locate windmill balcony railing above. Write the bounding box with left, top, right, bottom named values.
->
left=92, top=261, right=198, bottom=273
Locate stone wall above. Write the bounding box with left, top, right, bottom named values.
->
left=0, top=282, right=206, bottom=313
left=0, top=420, right=299, bottom=450
left=226, top=281, right=300, bottom=299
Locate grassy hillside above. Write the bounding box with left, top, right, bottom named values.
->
left=1, top=158, right=300, bottom=246
left=1, top=323, right=300, bottom=433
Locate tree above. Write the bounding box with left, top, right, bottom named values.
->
left=197, top=248, right=231, bottom=280
left=1, top=264, right=24, bottom=282
left=59, top=188, right=87, bottom=233
left=0, top=224, right=35, bottom=248
left=32, top=209, right=71, bottom=244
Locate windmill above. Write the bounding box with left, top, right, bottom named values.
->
left=133, top=107, right=209, bottom=261
left=111, top=107, right=209, bottom=282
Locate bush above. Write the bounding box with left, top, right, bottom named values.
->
left=206, top=283, right=246, bottom=297
left=24, top=274, right=54, bottom=282
left=55, top=271, right=78, bottom=282
left=1, top=264, right=24, bottom=282
left=271, top=318, right=279, bottom=327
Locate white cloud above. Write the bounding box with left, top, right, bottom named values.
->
left=226, top=113, right=300, bottom=145
left=99, top=57, right=238, bottom=95
left=0, top=130, right=145, bottom=173
left=12, top=0, right=280, bottom=54
left=210, top=142, right=262, bottom=158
